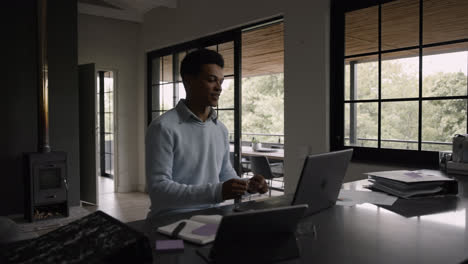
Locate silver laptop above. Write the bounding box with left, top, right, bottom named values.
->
left=234, top=149, right=353, bottom=215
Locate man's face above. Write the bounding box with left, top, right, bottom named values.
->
left=185, top=64, right=224, bottom=107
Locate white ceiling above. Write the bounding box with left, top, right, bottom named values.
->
left=78, top=0, right=177, bottom=22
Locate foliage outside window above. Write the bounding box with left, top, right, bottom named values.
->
left=343, top=0, right=468, bottom=153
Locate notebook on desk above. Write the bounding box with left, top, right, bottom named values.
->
left=234, top=149, right=353, bottom=216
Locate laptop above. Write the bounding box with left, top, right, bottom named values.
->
left=234, top=149, right=353, bottom=215
left=197, top=204, right=308, bottom=263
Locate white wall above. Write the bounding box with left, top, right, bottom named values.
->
left=78, top=14, right=142, bottom=192
left=140, top=0, right=331, bottom=194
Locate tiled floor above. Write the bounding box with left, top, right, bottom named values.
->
left=82, top=177, right=151, bottom=223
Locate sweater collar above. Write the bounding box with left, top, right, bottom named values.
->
left=176, top=99, right=218, bottom=124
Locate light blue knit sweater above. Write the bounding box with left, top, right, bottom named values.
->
left=145, top=99, right=238, bottom=218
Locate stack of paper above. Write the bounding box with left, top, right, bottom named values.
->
left=366, top=170, right=458, bottom=199
left=337, top=189, right=398, bottom=206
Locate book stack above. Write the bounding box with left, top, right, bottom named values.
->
left=366, top=170, right=458, bottom=199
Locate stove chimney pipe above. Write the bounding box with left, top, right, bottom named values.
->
left=37, top=0, right=50, bottom=153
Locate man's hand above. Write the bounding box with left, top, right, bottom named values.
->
left=247, top=174, right=269, bottom=194
left=222, top=178, right=248, bottom=200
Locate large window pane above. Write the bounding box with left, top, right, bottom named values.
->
left=105, top=135, right=112, bottom=153
left=345, top=102, right=378, bottom=148
left=105, top=92, right=113, bottom=112
left=242, top=74, right=284, bottom=143
left=345, top=6, right=378, bottom=56
left=345, top=55, right=379, bottom=100
left=151, top=85, right=159, bottom=111
left=345, top=64, right=350, bottom=101
left=242, top=22, right=284, bottom=145
left=159, top=83, right=174, bottom=110
left=356, top=61, right=378, bottom=100
left=381, top=0, right=419, bottom=50
left=423, top=0, right=468, bottom=45
left=381, top=101, right=418, bottom=150
left=177, top=82, right=186, bottom=101
left=423, top=45, right=468, bottom=97
left=162, top=55, right=173, bottom=83
left=381, top=50, right=419, bottom=99
left=339, top=0, right=468, bottom=154
left=219, top=42, right=234, bottom=76
left=218, top=78, right=234, bottom=109
left=105, top=133, right=113, bottom=142
left=104, top=73, right=113, bottom=92
left=177, top=52, right=186, bottom=82
left=105, top=154, right=112, bottom=174
left=217, top=110, right=234, bottom=136
left=422, top=99, right=467, bottom=151
left=105, top=113, right=113, bottom=133
left=152, top=57, right=160, bottom=85
left=242, top=22, right=283, bottom=77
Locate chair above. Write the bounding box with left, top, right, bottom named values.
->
left=249, top=156, right=284, bottom=197
left=229, top=152, right=252, bottom=176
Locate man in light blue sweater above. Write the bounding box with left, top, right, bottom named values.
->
left=146, top=49, right=268, bottom=218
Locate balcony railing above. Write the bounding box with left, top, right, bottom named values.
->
left=344, top=137, right=452, bottom=151
left=229, top=132, right=284, bottom=145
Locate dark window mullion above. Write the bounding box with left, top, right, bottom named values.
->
left=216, top=45, right=220, bottom=114
left=378, top=4, right=382, bottom=149
left=347, top=96, right=468, bottom=104
left=345, top=40, right=468, bottom=61
left=161, top=57, right=165, bottom=111
left=422, top=96, right=468, bottom=101
left=99, top=71, right=106, bottom=176
left=418, top=0, right=423, bottom=151
left=350, top=61, right=357, bottom=145
left=173, top=53, right=179, bottom=106
left=233, top=31, right=242, bottom=177
left=422, top=38, right=468, bottom=50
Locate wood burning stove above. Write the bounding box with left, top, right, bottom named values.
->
left=23, top=0, right=69, bottom=222
left=24, top=152, right=69, bottom=222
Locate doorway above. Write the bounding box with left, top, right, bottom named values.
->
left=97, top=71, right=115, bottom=195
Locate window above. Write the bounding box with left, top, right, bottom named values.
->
left=218, top=22, right=285, bottom=144
left=97, top=71, right=114, bottom=178
left=331, top=0, right=468, bottom=165
left=242, top=22, right=284, bottom=145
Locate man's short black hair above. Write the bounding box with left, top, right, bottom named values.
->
left=180, top=49, right=224, bottom=80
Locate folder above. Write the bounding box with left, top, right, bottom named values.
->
left=366, top=170, right=458, bottom=199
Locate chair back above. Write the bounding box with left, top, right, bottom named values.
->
left=249, top=156, right=274, bottom=179
left=229, top=152, right=235, bottom=166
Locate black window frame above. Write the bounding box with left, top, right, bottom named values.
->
left=330, top=0, right=468, bottom=167
left=97, top=71, right=114, bottom=178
